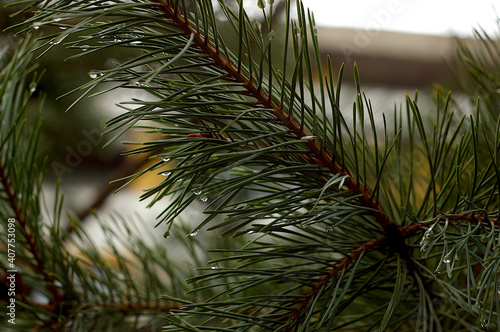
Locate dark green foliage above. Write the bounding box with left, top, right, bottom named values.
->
left=1, top=0, right=499, bottom=330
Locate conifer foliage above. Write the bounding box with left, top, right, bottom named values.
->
left=1, top=0, right=499, bottom=330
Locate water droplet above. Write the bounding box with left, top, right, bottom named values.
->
left=164, top=231, right=170, bottom=239
left=419, top=228, right=435, bottom=251
left=59, top=26, right=67, bottom=30
left=81, top=45, right=90, bottom=52
left=247, top=230, right=256, bottom=234
left=89, top=71, right=98, bottom=79
left=199, top=194, right=208, bottom=202
left=16, top=193, right=22, bottom=199
left=315, top=211, right=327, bottom=218
left=160, top=171, right=171, bottom=177
left=210, top=263, right=219, bottom=270
left=176, top=178, right=183, bottom=182
left=53, top=18, right=61, bottom=22
left=189, top=231, right=198, bottom=237
left=160, top=156, right=171, bottom=162
left=33, top=22, right=41, bottom=30
left=192, top=188, right=202, bottom=196
left=300, top=222, right=308, bottom=228
left=443, top=250, right=454, bottom=264
left=30, top=87, right=36, bottom=93
left=325, top=227, right=333, bottom=233
left=116, top=272, right=126, bottom=281
left=52, top=34, right=67, bottom=45
left=130, top=40, right=142, bottom=45
left=301, top=136, right=316, bottom=141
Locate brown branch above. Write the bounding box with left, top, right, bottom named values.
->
left=400, top=223, right=424, bottom=237
left=86, top=299, right=182, bottom=312
left=396, top=212, right=499, bottom=238
left=434, top=212, right=500, bottom=227
left=74, top=152, right=157, bottom=222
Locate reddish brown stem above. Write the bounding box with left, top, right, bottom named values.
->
left=440, top=212, right=500, bottom=227
left=86, top=299, right=181, bottom=312
left=283, top=235, right=386, bottom=330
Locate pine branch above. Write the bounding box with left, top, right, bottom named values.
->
left=430, top=212, right=500, bottom=227
left=284, top=235, right=386, bottom=329
left=155, top=0, right=395, bottom=232
left=87, top=299, right=182, bottom=312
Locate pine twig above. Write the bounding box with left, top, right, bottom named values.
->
left=154, top=0, right=395, bottom=233
left=88, top=299, right=182, bottom=312
left=441, top=212, right=500, bottom=227
left=283, top=235, right=386, bottom=330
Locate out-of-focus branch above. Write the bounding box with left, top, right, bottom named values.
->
left=63, top=150, right=158, bottom=237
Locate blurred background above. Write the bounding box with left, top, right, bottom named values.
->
left=0, top=0, right=498, bottom=245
